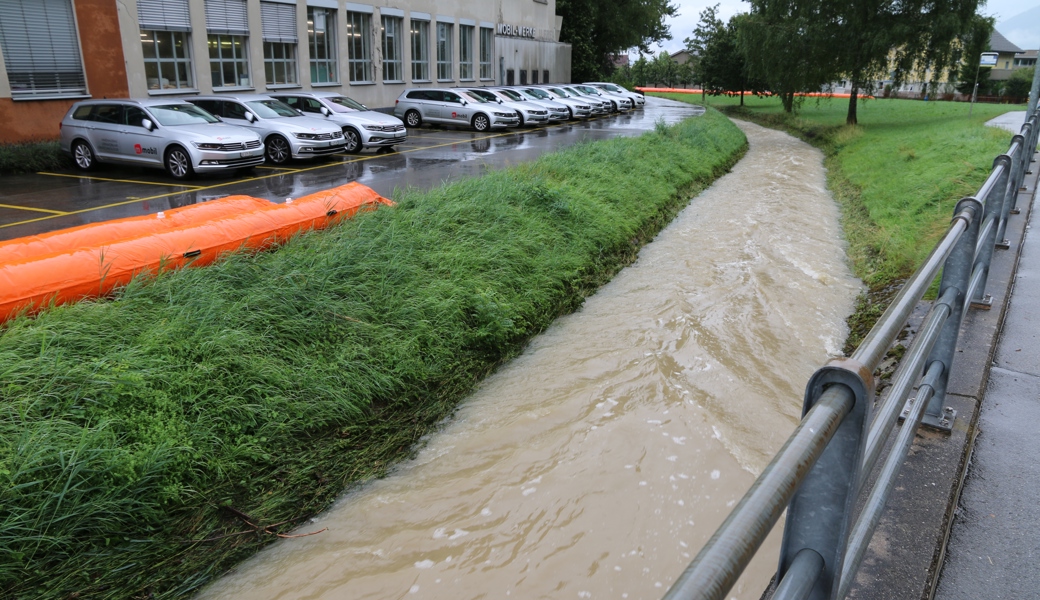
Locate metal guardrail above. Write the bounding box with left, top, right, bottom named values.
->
left=663, top=106, right=1040, bottom=600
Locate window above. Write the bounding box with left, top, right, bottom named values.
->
left=543, top=69, right=549, bottom=83
left=531, top=69, right=538, bottom=84
left=519, top=69, right=527, bottom=85
left=479, top=27, right=493, bottom=80
left=205, top=0, right=250, bottom=87
left=261, top=1, right=297, bottom=86
left=459, top=24, right=473, bottom=80
left=308, top=7, right=337, bottom=83
left=436, top=22, right=452, bottom=81
left=506, top=68, right=514, bottom=85
left=0, top=0, right=87, bottom=97
left=138, top=0, right=194, bottom=91
left=381, top=16, right=403, bottom=82
left=346, top=11, right=372, bottom=83
left=410, top=19, right=429, bottom=81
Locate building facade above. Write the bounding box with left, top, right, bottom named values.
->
left=0, top=0, right=571, bottom=144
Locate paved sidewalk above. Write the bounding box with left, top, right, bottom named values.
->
left=933, top=113, right=1040, bottom=599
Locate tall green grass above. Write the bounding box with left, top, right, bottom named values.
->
left=0, top=109, right=747, bottom=599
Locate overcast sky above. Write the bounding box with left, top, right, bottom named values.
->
left=650, top=0, right=1040, bottom=55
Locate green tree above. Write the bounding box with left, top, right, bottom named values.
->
left=739, top=0, right=834, bottom=113
left=1003, top=67, right=1035, bottom=99
left=954, top=15, right=995, bottom=96
left=557, top=0, right=679, bottom=82
left=687, top=8, right=763, bottom=105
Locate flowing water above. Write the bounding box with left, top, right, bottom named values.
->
left=196, top=120, right=862, bottom=600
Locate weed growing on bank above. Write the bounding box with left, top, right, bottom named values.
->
left=0, top=140, right=70, bottom=174
left=0, top=109, right=747, bottom=599
left=656, top=93, right=1019, bottom=349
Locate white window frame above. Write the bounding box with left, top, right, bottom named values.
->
left=208, top=34, right=251, bottom=88
left=308, top=6, right=338, bottom=84
left=458, top=24, right=474, bottom=81
left=0, top=0, right=87, bottom=99
left=346, top=10, right=372, bottom=83
left=141, top=30, right=195, bottom=91
left=479, top=26, right=493, bottom=80
left=381, top=15, right=403, bottom=83
left=410, top=18, right=429, bottom=82
left=436, top=21, right=452, bottom=82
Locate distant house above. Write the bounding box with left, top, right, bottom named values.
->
left=989, top=29, right=1024, bottom=81
left=1014, top=49, right=1037, bottom=69
left=670, top=50, right=694, bottom=65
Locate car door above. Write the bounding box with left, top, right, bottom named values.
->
left=114, top=105, right=163, bottom=166
left=87, top=104, right=125, bottom=160
left=217, top=100, right=259, bottom=133
left=441, top=91, right=470, bottom=124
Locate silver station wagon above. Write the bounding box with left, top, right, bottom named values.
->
left=187, top=95, right=345, bottom=164
left=59, top=99, right=265, bottom=180
left=394, top=88, right=520, bottom=132
left=268, top=91, right=407, bottom=154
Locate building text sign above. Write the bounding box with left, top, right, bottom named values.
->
left=497, top=24, right=536, bottom=38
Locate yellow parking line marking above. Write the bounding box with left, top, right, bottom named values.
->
left=0, top=203, right=69, bottom=215
left=256, top=165, right=296, bottom=171
left=1, top=127, right=546, bottom=231
left=37, top=172, right=204, bottom=189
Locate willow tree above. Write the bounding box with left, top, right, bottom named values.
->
left=557, top=0, right=679, bottom=81
left=739, top=0, right=982, bottom=123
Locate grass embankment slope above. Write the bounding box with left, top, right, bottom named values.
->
left=0, top=110, right=747, bottom=599
left=656, top=93, right=1021, bottom=349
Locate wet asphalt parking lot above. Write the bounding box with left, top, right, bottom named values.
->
left=0, top=97, right=704, bottom=241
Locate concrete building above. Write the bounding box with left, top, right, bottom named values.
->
left=988, top=29, right=1024, bottom=82
left=0, top=0, right=571, bottom=144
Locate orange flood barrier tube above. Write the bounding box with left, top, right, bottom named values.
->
left=0, top=182, right=393, bottom=323
left=0, top=196, right=276, bottom=265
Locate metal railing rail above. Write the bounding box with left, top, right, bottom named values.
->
left=663, top=106, right=1040, bottom=600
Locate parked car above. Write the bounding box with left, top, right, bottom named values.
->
left=186, top=95, right=345, bottom=164
left=267, top=91, right=407, bottom=153
left=584, top=82, right=646, bottom=108
left=59, top=98, right=265, bottom=180
left=558, top=85, right=611, bottom=114
left=394, top=88, right=520, bottom=131
left=456, top=87, right=548, bottom=127
left=572, top=84, right=633, bottom=112
left=533, top=85, right=593, bottom=119
left=512, top=87, right=574, bottom=121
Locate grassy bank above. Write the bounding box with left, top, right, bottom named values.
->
left=0, top=109, right=747, bottom=599
left=656, top=93, right=1021, bottom=349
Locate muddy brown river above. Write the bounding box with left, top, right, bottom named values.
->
left=195, top=120, right=862, bottom=600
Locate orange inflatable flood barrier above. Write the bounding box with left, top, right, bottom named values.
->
left=0, top=182, right=393, bottom=323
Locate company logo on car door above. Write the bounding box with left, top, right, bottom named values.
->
left=134, top=144, right=158, bottom=155
left=452, top=112, right=468, bottom=120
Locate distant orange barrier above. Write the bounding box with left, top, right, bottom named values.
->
left=0, top=182, right=393, bottom=323
left=637, top=88, right=871, bottom=99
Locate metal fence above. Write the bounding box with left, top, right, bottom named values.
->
left=662, top=106, right=1040, bottom=600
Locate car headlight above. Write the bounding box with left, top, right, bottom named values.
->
left=294, top=132, right=334, bottom=140
left=363, top=125, right=384, bottom=131
left=494, top=112, right=515, bottom=118
left=193, top=142, right=221, bottom=150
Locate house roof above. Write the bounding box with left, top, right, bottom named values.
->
left=990, top=29, right=1024, bottom=53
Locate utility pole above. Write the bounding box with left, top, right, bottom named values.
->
left=972, top=52, right=999, bottom=118
left=1029, top=58, right=1040, bottom=116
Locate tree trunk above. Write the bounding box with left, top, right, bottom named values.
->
left=740, top=89, right=745, bottom=106
left=846, top=83, right=859, bottom=125
left=782, top=92, right=794, bottom=113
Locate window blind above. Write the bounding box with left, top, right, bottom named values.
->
left=205, top=0, right=249, bottom=34
left=261, top=2, right=297, bottom=43
left=137, top=0, right=191, bottom=32
left=0, top=0, right=86, bottom=97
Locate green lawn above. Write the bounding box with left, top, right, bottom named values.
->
left=655, top=93, right=1024, bottom=348
left=0, top=109, right=747, bottom=599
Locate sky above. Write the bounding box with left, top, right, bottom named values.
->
left=648, top=0, right=1040, bottom=56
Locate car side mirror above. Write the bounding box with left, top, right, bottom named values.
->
left=461, top=100, right=468, bottom=106
left=320, top=106, right=330, bottom=117
left=142, top=119, right=155, bottom=131
left=245, top=112, right=256, bottom=123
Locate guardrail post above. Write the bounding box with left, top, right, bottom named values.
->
left=922, top=197, right=982, bottom=430
left=975, top=156, right=1012, bottom=303
left=995, top=145, right=1020, bottom=247
left=775, top=358, right=873, bottom=600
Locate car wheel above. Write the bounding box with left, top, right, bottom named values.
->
left=610, top=101, right=618, bottom=112
left=404, top=110, right=422, bottom=128
left=567, top=107, right=574, bottom=120
left=517, top=114, right=525, bottom=127
left=266, top=135, right=291, bottom=164
left=164, top=146, right=195, bottom=180
left=72, top=140, right=96, bottom=171
left=343, top=127, right=361, bottom=154
left=472, top=114, right=490, bottom=132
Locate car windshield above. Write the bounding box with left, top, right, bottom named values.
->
left=326, top=96, right=367, bottom=112
left=468, top=89, right=498, bottom=102
left=602, top=84, right=624, bottom=93
left=498, top=89, right=524, bottom=101
left=547, top=87, right=570, bottom=98
left=528, top=88, right=552, bottom=99
left=578, top=86, right=601, bottom=95
left=515, top=90, right=540, bottom=101
left=148, top=104, right=221, bottom=126
left=245, top=99, right=300, bottom=118
left=460, top=91, right=489, bottom=103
